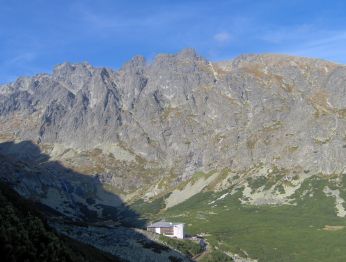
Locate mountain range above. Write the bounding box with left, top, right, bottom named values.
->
left=1, top=49, right=346, bottom=261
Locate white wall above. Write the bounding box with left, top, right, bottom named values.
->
left=155, top=227, right=161, bottom=234
left=173, top=224, right=184, bottom=239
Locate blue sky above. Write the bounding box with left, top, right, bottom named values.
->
left=1, top=0, right=346, bottom=83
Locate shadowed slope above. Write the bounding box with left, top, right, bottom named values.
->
left=0, top=140, right=191, bottom=262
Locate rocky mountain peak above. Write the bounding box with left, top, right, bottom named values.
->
left=52, top=62, right=94, bottom=93
left=121, top=55, right=146, bottom=75
left=153, top=48, right=202, bottom=65
left=1, top=49, right=346, bottom=191
left=176, top=48, right=199, bottom=59
left=53, top=61, right=93, bottom=76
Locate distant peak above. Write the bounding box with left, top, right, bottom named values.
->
left=153, top=48, right=203, bottom=65
left=53, top=62, right=93, bottom=75
left=228, top=53, right=339, bottom=71
left=177, top=48, right=198, bottom=58
left=122, top=55, right=146, bottom=71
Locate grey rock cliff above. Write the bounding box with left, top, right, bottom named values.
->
left=1, top=49, right=346, bottom=196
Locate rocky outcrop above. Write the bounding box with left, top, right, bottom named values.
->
left=1, top=49, right=346, bottom=196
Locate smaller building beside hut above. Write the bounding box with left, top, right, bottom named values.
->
left=147, top=221, right=184, bottom=239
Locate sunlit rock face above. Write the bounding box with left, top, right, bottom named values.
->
left=1, top=49, right=346, bottom=194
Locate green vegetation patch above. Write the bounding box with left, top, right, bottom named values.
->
left=200, top=250, right=233, bottom=262
left=155, top=176, right=346, bottom=262
left=130, top=195, right=168, bottom=220
left=247, top=176, right=267, bottom=192
left=158, top=235, right=203, bottom=258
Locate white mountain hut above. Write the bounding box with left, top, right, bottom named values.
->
left=147, top=221, right=185, bottom=239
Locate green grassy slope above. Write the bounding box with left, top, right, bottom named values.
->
left=136, top=176, right=346, bottom=262
left=158, top=235, right=203, bottom=258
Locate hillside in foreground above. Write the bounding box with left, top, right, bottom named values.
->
left=0, top=181, right=121, bottom=262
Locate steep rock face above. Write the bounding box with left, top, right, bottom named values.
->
left=1, top=49, right=346, bottom=196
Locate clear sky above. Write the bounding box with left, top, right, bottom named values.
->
left=1, top=0, right=346, bottom=83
